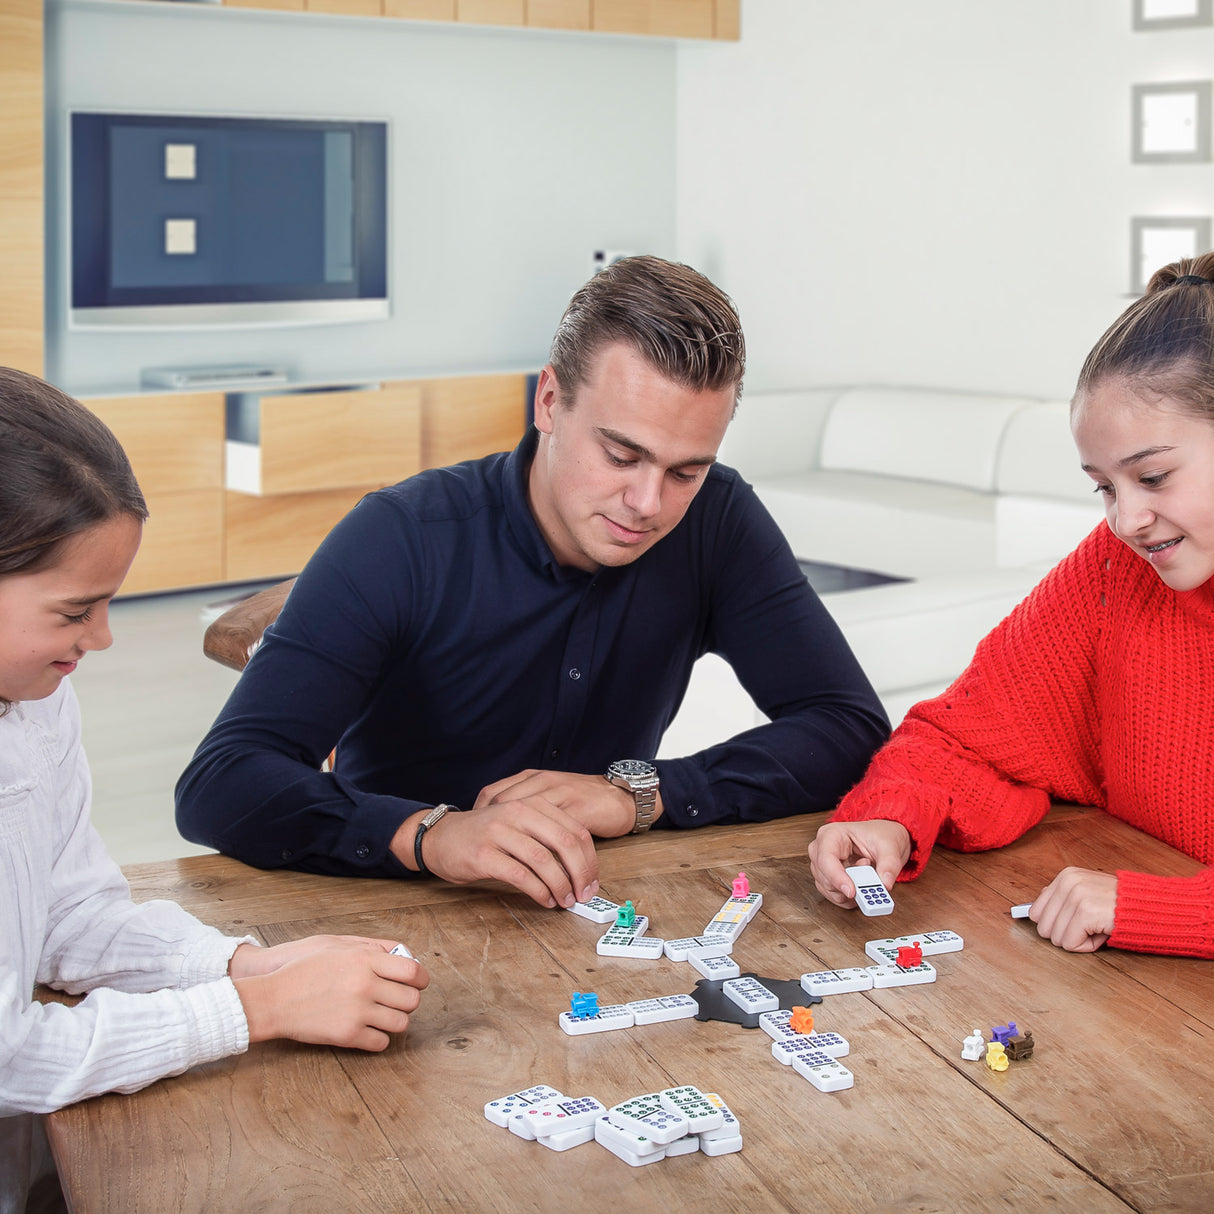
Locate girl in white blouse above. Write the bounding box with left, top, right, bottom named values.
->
left=0, top=368, right=430, bottom=1214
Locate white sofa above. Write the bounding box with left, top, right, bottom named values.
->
left=658, top=385, right=1104, bottom=755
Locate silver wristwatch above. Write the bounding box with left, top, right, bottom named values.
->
left=604, top=759, right=659, bottom=833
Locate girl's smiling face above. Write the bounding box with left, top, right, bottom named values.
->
left=1073, top=376, right=1214, bottom=592
left=0, top=514, right=141, bottom=703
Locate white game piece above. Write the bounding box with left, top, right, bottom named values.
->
left=1010, top=903, right=1033, bottom=919
left=597, top=914, right=650, bottom=945
left=961, top=1028, right=986, bottom=1060
left=722, top=976, right=779, bottom=1014
left=665, top=1133, right=701, bottom=1156
left=801, top=967, right=874, bottom=996
left=865, top=930, right=963, bottom=963
left=484, top=1083, right=563, bottom=1127
left=845, top=864, right=894, bottom=916
left=700, top=916, right=746, bottom=943
left=559, top=1003, right=636, bottom=1036
left=508, top=1111, right=540, bottom=1141
left=521, top=1095, right=608, bottom=1138
left=627, top=994, right=699, bottom=1025
left=659, top=1086, right=725, bottom=1133
left=699, top=1133, right=743, bottom=1156
left=866, top=960, right=937, bottom=988
left=699, top=1093, right=741, bottom=1142
left=792, top=1049, right=854, bottom=1092
left=539, top=1123, right=596, bottom=1152
left=608, top=1094, right=690, bottom=1144
left=594, top=1116, right=667, bottom=1165
left=389, top=943, right=414, bottom=958
left=568, top=895, right=621, bottom=924
left=690, top=952, right=741, bottom=980
left=758, top=1008, right=797, bottom=1040
left=663, top=935, right=733, bottom=961
left=596, top=935, right=665, bottom=960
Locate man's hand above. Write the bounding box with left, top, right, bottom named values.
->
left=807, top=819, right=911, bottom=908
left=1027, top=867, right=1116, bottom=952
left=476, top=769, right=653, bottom=838
left=392, top=796, right=601, bottom=910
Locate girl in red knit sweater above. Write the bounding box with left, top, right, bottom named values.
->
left=809, top=253, right=1214, bottom=959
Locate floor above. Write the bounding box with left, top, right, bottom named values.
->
left=70, top=584, right=264, bottom=865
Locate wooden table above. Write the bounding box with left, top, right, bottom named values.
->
left=47, top=807, right=1214, bottom=1212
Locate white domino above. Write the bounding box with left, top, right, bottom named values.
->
left=866, top=960, right=937, bottom=987
left=659, top=1085, right=725, bottom=1133
left=690, top=952, right=741, bottom=980
left=701, top=916, right=746, bottom=943
left=539, top=1123, right=596, bottom=1152
left=865, top=930, right=963, bottom=963
left=791, top=1049, right=854, bottom=1092
left=608, top=1093, right=690, bottom=1144
left=664, top=1133, right=701, bottom=1156
left=568, top=895, right=621, bottom=924
left=722, top=976, right=780, bottom=1014
left=389, top=943, right=414, bottom=958
left=520, top=1095, right=608, bottom=1138
left=1010, top=903, right=1033, bottom=919
left=772, top=1032, right=850, bottom=1065
left=700, top=1133, right=744, bottom=1156
left=559, top=1003, right=635, bottom=1036
left=801, top=967, right=874, bottom=996
left=845, top=864, right=894, bottom=916
left=596, top=935, right=666, bottom=960
left=485, top=1084, right=563, bottom=1127
left=627, top=994, right=699, bottom=1025
left=663, top=935, right=733, bottom=961
left=699, top=1093, right=742, bottom=1142
left=594, top=1115, right=667, bottom=1165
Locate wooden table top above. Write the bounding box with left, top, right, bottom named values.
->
left=47, top=807, right=1214, bottom=1213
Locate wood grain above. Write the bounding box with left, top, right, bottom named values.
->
left=384, top=0, right=455, bottom=15
left=420, top=373, right=527, bottom=468
left=526, top=0, right=590, bottom=28
left=50, top=808, right=1214, bottom=1211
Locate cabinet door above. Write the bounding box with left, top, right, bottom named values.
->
left=715, top=0, right=739, bottom=39
left=0, top=0, right=43, bottom=376
left=421, top=374, right=526, bottom=468
left=594, top=0, right=714, bottom=38
left=83, top=393, right=226, bottom=593
left=236, top=382, right=422, bottom=496
left=223, top=0, right=306, bottom=10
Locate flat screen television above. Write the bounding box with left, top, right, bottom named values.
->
left=69, top=111, right=389, bottom=329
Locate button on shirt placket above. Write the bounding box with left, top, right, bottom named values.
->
left=544, top=576, right=605, bottom=765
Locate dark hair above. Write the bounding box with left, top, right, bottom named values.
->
left=0, top=367, right=148, bottom=577
left=548, top=255, right=746, bottom=402
left=1075, top=251, right=1214, bottom=419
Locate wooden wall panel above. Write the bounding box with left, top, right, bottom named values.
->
left=527, top=0, right=590, bottom=29
left=83, top=393, right=225, bottom=495
left=384, top=0, right=455, bottom=15
left=714, top=0, right=739, bottom=39
left=224, top=487, right=370, bottom=582
left=421, top=374, right=527, bottom=468
left=594, top=0, right=714, bottom=38
left=306, top=0, right=383, bottom=13
left=457, top=0, right=525, bottom=24
left=0, top=0, right=43, bottom=376
left=223, top=0, right=306, bottom=10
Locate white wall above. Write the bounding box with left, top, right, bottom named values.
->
left=45, top=0, right=678, bottom=395
left=675, top=0, right=1214, bottom=398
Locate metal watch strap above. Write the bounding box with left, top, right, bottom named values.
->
left=413, top=803, right=456, bottom=877
left=630, top=781, right=658, bottom=833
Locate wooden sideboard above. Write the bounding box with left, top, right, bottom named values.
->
left=82, top=372, right=527, bottom=593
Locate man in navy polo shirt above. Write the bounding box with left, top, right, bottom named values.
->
left=177, top=257, right=887, bottom=907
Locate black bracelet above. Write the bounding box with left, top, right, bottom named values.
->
left=413, top=804, right=456, bottom=877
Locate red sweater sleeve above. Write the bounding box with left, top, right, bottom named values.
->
left=833, top=531, right=1109, bottom=877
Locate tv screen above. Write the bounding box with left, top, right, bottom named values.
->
left=70, top=112, right=388, bottom=329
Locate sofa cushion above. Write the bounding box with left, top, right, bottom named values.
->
left=995, top=400, right=1093, bottom=501
left=819, top=387, right=1037, bottom=492
left=719, top=388, right=840, bottom=478
left=754, top=470, right=997, bottom=578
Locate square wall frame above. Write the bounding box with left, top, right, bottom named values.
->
left=1133, top=0, right=1213, bottom=30
left=1130, top=216, right=1212, bottom=293
left=1132, top=81, right=1212, bottom=163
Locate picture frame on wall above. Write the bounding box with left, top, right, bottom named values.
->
left=1131, top=81, right=1212, bottom=163
left=1133, top=0, right=1213, bottom=29
left=1130, top=216, right=1212, bottom=294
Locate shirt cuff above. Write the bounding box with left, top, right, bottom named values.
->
left=179, top=931, right=260, bottom=988
left=181, top=977, right=251, bottom=1060
left=1109, top=869, right=1214, bottom=958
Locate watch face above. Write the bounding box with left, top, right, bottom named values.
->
left=609, top=759, right=657, bottom=780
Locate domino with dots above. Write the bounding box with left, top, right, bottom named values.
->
left=558, top=1003, right=636, bottom=1036
left=608, top=1093, right=690, bottom=1144
left=659, top=1086, right=725, bottom=1134
left=699, top=1092, right=742, bottom=1143
left=771, top=1032, right=850, bottom=1065
left=792, top=1049, right=855, bottom=1092
left=626, top=994, right=699, bottom=1025
left=485, top=1084, right=563, bottom=1127
left=845, top=864, right=894, bottom=916
left=520, top=1096, right=608, bottom=1139
left=594, top=1115, right=667, bottom=1165
left=864, top=930, right=963, bottom=963
left=663, top=935, right=733, bottom=961
left=690, top=952, right=741, bottom=980
left=568, top=895, right=622, bottom=924
left=722, top=976, right=780, bottom=1015
left=866, top=960, right=937, bottom=987
left=539, top=1123, right=596, bottom=1152
left=800, top=967, right=874, bottom=996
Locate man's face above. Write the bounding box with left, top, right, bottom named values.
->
left=527, top=342, right=737, bottom=572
